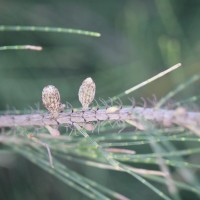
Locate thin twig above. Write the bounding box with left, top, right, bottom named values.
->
left=0, top=106, right=200, bottom=134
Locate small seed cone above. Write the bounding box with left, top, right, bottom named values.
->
left=78, top=77, right=96, bottom=110
left=42, top=85, right=61, bottom=118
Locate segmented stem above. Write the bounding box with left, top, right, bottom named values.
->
left=0, top=106, right=199, bottom=131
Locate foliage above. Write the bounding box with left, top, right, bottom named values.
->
left=0, top=1, right=200, bottom=200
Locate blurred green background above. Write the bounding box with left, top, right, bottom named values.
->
left=0, top=0, right=200, bottom=199
left=0, top=0, right=200, bottom=110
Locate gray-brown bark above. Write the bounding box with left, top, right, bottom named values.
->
left=0, top=106, right=199, bottom=129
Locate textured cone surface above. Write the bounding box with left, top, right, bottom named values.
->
left=78, top=77, right=96, bottom=109
left=42, top=85, right=61, bottom=116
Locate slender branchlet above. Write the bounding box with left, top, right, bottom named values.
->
left=0, top=45, right=42, bottom=51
